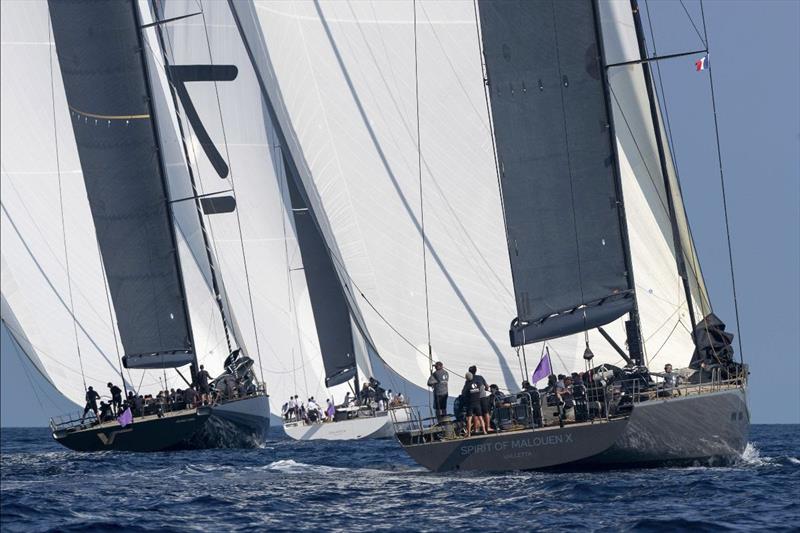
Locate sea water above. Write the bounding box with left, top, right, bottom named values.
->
left=1, top=424, right=797, bottom=531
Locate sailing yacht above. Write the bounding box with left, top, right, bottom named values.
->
left=229, top=0, right=748, bottom=470
left=0, top=0, right=277, bottom=452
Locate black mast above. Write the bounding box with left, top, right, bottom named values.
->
left=592, top=0, right=645, bottom=365
left=629, top=0, right=700, bottom=342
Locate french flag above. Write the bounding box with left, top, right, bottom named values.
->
left=695, top=55, right=709, bottom=71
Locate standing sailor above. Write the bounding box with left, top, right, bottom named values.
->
left=81, top=386, right=100, bottom=423
left=427, top=361, right=449, bottom=420
left=107, top=382, right=123, bottom=415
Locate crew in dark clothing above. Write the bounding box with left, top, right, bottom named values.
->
left=359, top=382, right=373, bottom=405
left=134, top=395, right=145, bottom=416
left=107, top=382, right=123, bottom=415
left=427, top=361, right=449, bottom=420
left=461, top=371, right=487, bottom=437
left=183, top=387, right=197, bottom=408
left=81, top=386, right=100, bottom=422
left=98, top=401, right=114, bottom=422
left=196, top=365, right=211, bottom=404
left=469, top=365, right=492, bottom=433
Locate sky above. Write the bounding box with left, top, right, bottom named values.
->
left=1, top=0, right=798, bottom=426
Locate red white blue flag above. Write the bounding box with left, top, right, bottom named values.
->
left=695, top=55, right=709, bottom=71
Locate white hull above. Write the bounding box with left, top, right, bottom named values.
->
left=283, top=409, right=408, bottom=441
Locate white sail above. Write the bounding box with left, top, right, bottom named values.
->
left=599, top=0, right=710, bottom=371
left=154, top=0, right=333, bottom=413
left=0, top=0, right=213, bottom=406
left=240, top=0, right=529, bottom=390
left=0, top=0, right=127, bottom=407
left=239, top=0, right=713, bottom=392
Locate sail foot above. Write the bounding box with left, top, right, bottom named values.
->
left=510, top=292, right=635, bottom=346
left=325, top=366, right=357, bottom=388
left=122, top=351, right=195, bottom=369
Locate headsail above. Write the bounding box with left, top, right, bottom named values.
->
left=49, top=0, right=194, bottom=369
left=1, top=0, right=135, bottom=405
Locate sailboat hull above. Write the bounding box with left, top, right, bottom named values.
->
left=398, top=388, right=748, bottom=472
left=53, top=410, right=210, bottom=453
left=283, top=409, right=406, bottom=441
left=52, top=394, right=271, bottom=452
left=188, top=394, right=271, bottom=448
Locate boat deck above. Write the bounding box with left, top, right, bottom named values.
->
left=393, top=379, right=746, bottom=447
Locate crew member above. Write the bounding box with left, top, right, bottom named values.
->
left=81, top=386, right=100, bottom=423
left=107, top=382, right=123, bottom=415
left=196, top=365, right=211, bottom=404
left=427, top=361, right=449, bottom=420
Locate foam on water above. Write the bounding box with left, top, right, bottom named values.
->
left=1, top=425, right=798, bottom=531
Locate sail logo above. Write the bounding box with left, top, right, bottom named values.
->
left=96, top=428, right=133, bottom=446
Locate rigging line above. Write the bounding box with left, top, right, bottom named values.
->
left=96, top=245, right=132, bottom=392
left=412, top=0, right=433, bottom=368
left=276, top=137, right=306, bottom=392
left=699, top=0, right=744, bottom=363
left=643, top=0, right=708, bottom=311
left=148, top=3, right=235, bottom=357
left=199, top=6, right=265, bottom=378
left=679, top=0, right=707, bottom=48
left=608, top=85, right=672, bottom=218
left=648, top=317, right=681, bottom=361
left=48, top=20, right=87, bottom=393
left=9, top=331, right=46, bottom=412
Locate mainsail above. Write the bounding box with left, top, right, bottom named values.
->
left=478, top=0, right=635, bottom=345
left=49, top=0, right=194, bottom=368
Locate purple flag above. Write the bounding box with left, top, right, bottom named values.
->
left=117, top=407, right=133, bottom=428
left=531, top=349, right=552, bottom=384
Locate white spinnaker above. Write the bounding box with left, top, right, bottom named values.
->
left=155, top=0, right=334, bottom=412
left=0, top=0, right=209, bottom=406
left=599, top=0, right=710, bottom=371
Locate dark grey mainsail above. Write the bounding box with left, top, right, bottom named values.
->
left=49, top=0, right=194, bottom=368
left=478, top=0, right=634, bottom=345
left=284, top=162, right=356, bottom=387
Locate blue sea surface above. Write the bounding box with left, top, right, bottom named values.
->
left=1, top=424, right=798, bottom=532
